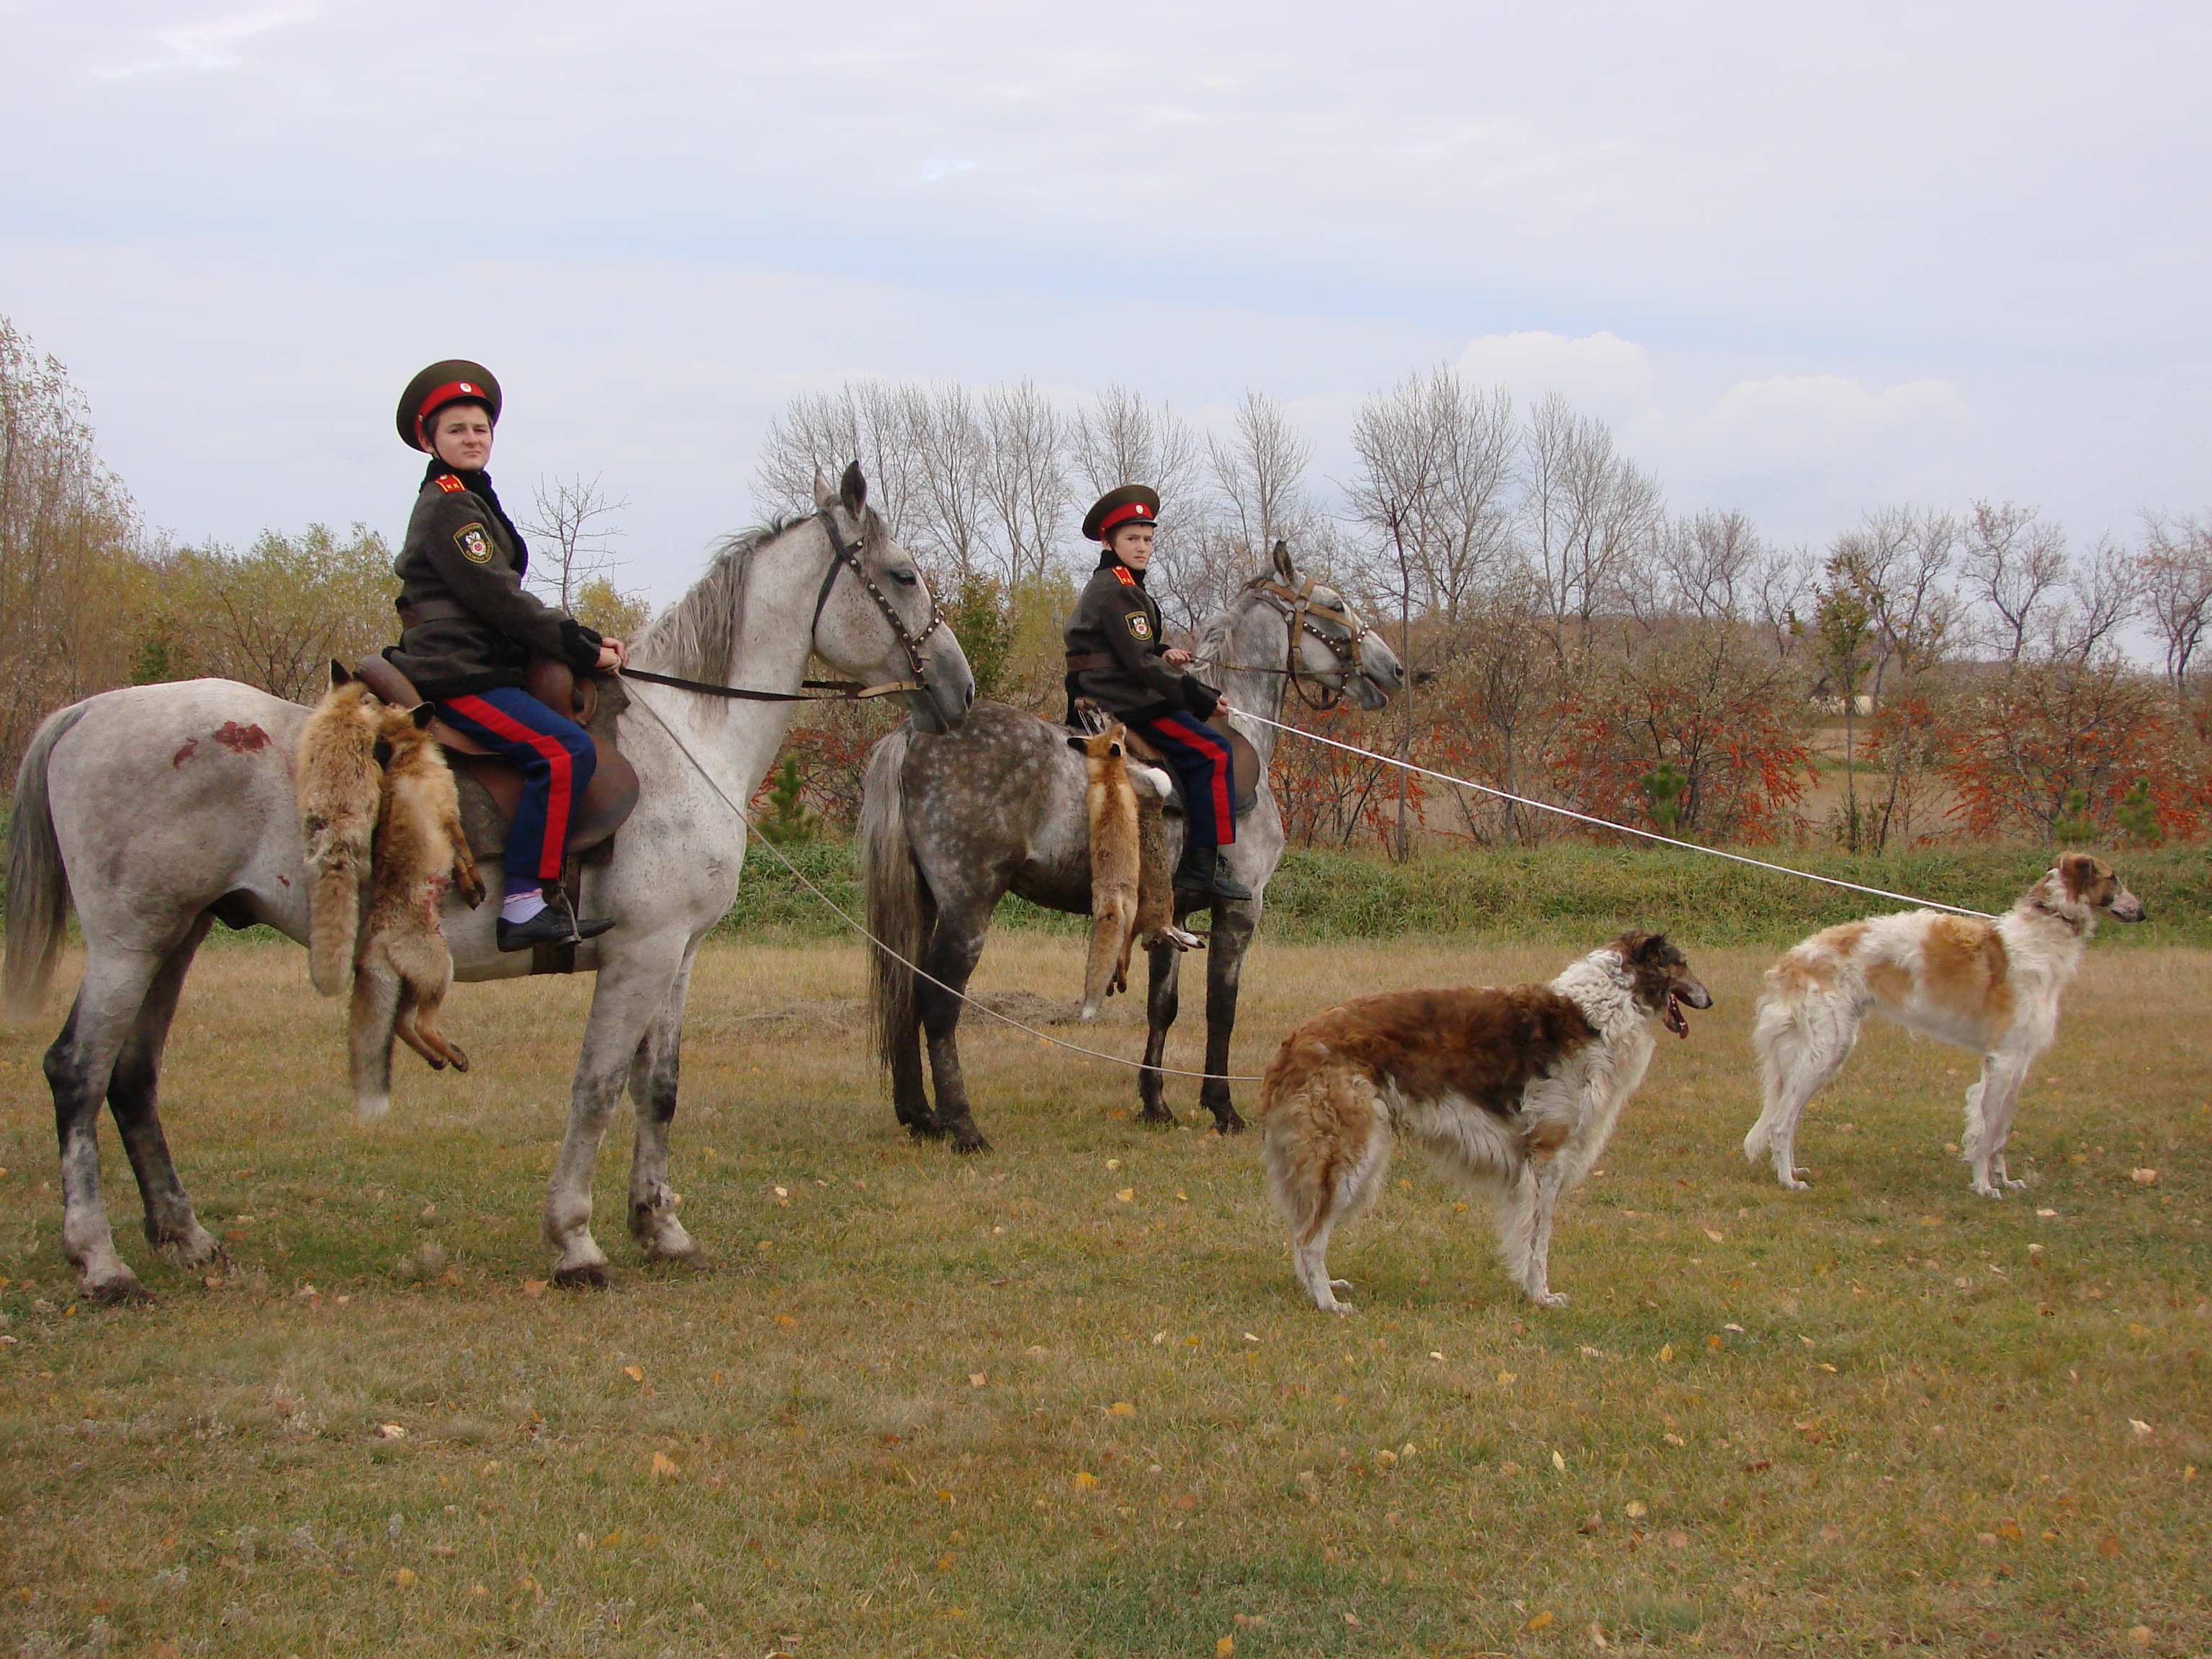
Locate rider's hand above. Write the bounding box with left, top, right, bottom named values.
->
left=595, top=639, right=627, bottom=671
left=1163, top=647, right=1194, bottom=665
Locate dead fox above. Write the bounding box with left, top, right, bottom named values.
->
left=1068, top=724, right=1200, bottom=1020
left=349, top=698, right=484, bottom=1117
left=296, top=667, right=387, bottom=997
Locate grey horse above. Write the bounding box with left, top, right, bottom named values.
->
left=5, top=464, right=971, bottom=1298
left=860, top=543, right=1401, bottom=1151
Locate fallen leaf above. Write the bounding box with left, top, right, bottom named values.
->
left=1106, top=1159, right=1121, bottom=1170
left=622, top=1365, right=644, bottom=1383
left=649, top=1452, right=680, bottom=1480
left=426, top=1544, right=457, bottom=1560
left=968, top=1373, right=987, bottom=1388
left=2098, top=1534, right=2123, bottom=1557
left=1658, top=1344, right=1674, bottom=1363
left=1173, top=1493, right=1198, bottom=1511
left=1344, top=1612, right=1363, bottom=1627
left=2131, top=1168, right=2159, bottom=1186
left=375, top=1423, right=407, bottom=1441
left=521, top=1279, right=547, bottom=1298
left=1996, top=1521, right=2023, bottom=1542
left=1704, top=1229, right=1725, bottom=1244
left=1115, top=1189, right=1134, bottom=1203
left=2128, top=1627, right=2152, bottom=1647
left=1551, top=1450, right=1566, bottom=1473
left=1707, top=1334, right=1724, bottom=1350
left=1665, top=1529, right=1688, bottom=1548
left=1496, top=1370, right=1516, bottom=1386
left=1524, top=1609, right=1555, bottom=1632
left=393, top=1567, right=417, bottom=1589
left=774, top=1313, right=799, bottom=1328
left=2036, top=1208, right=2057, bottom=1218
left=1625, top=1501, right=1648, bottom=1519
left=2130, top=1419, right=2154, bottom=1439
left=1108, top=1400, right=1136, bottom=1416
left=1216, top=1639, right=1234, bottom=1658
left=1073, top=1471, right=1100, bottom=1490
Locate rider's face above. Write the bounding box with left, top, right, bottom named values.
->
left=430, top=404, right=495, bottom=471
left=1111, top=525, right=1155, bottom=569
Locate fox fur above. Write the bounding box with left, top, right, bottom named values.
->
left=1074, top=724, right=1144, bottom=1020
left=349, top=698, right=485, bottom=1118
left=296, top=670, right=389, bottom=996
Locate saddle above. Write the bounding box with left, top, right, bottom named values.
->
left=350, top=652, right=639, bottom=862
left=1071, top=701, right=1262, bottom=820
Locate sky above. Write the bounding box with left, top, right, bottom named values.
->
left=3, top=1, right=2207, bottom=602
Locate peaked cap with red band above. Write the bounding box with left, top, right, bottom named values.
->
left=1081, top=484, right=1160, bottom=543
left=397, top=359, right=503, bottom=452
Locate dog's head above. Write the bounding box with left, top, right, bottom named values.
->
left=1613, top=930, right=1712, bottom=1039
left=2047, top=851, right=2146, bottom=925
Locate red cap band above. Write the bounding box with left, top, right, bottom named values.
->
left=1097, top=500, right=1155, bottom=538
left=415, top=379, right=490, bottom=441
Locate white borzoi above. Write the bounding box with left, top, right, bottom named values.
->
left=1744, top=852, right=2144, bottom=1197
left=1258, top=932, right=1711, bottom=1312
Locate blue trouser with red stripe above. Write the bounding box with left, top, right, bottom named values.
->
left=433, top=686, right=595, bottom=884
left=1130, top=710, right=1236, bottom=850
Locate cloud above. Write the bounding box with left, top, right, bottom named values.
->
left=1456, top=330, right=1657, bottom=421
left=91, top=6, right=318, bottom=80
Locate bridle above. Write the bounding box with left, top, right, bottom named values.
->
left=1233, top=577, right=1377, bottom=711
left=623, top=507, right=945, bottom=705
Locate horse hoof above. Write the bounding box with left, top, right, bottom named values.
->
left=645, top=1248, right=708, bottom=1274
left=82, top=1271, right=150, bottom=1305
left=552, top=1262, right=611, bottom=1289
left=1212, top=1112, right=1248, bottom=1136
left=904, top=1119, right=948, bottom=1142
left=951, top=1131, right=993, bottom=1155
left=1136, top=1108, right=1179, bottom=1130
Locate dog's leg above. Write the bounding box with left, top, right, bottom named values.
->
left=1518, top=1158, right=1573, bottom=1306
left=1748, top=992, right=1857, bottom=1190
left=1964, top=1051, right=2034, bottom=1197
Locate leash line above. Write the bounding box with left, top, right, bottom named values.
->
left=623, top=686, right=1269, bottom=1084
left=1238, top=710, right=2000, bottom=920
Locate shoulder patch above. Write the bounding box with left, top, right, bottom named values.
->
left=1125, top=611, right=1152, bottom=642
left=435, top=474, right=467, bottom=495
left=452, top=521, right=495, bottom=564
left=1112, top=565, right=1137, bottom=586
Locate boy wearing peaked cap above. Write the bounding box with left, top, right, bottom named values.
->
left=1063, top=486, right=1249, bottom=904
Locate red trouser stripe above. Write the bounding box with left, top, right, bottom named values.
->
left=442, top=693, right=576, bottom=878
left=1136, top=713, right=1236, bottom=847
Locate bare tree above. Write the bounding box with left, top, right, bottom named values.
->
left=1519, top=392, right=1663, bottom=629
left=523, top=474, right=629, bottom=612
left=2049, top=536, right=2141, bottom=664
left=1959, top=499, right=2068, bottom=667
left=752, top=381, right=932, bottom=549
left=901, top=382, right=993, bottom=581
left=2136, top=511, right=2212, bottom=695
left=1346, top=368, right=1518, bottom=625
left=1650, top=508, right=1768, bottom=624
left=1208, top=390, right=1321, bottom=557
left=976, top=380, right=1068, bottom=589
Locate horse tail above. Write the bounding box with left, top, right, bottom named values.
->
left=5, top=701, right=93, bottom=1016
left=860, top=725, right=921, bottom=1072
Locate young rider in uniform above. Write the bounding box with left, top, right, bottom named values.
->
left=1063, top=485, right=1251, bottom=904
left=385, top=359, right=624, bottom=951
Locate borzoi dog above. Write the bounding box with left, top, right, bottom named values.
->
left=1259, top=932, right=1711, bottom=1312
left=1744, top=852, right=2144, bottom=1197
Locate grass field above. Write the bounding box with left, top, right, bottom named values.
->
left=0, top=927, right=2206, bottom=1658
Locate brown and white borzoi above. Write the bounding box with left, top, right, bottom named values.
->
left=1259, top=932, right=1711, bottom=1312
left=1744, top=852, right=2144, bottom=1198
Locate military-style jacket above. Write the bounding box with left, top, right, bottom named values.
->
left=1063, top=553, right=1220, bottom=724
left=383, top=470, right=602, bottom=702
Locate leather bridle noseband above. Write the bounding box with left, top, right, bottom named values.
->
left=623, top=507, right=944, bottom=705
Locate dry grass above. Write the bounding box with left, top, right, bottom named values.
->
left=0, top=932, right=2206, bottom=1658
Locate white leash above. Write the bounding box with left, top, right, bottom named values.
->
left=624, top=686, right=1269, bottom=1084
left=1237, top=709, right=2001, bottom=921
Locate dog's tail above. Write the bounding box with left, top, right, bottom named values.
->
left=1259, top=1054, right=1382, bottom=1245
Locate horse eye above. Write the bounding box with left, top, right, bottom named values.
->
left=889, top=567, right=918, bottom=587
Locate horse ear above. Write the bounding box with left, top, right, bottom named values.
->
left=330, top=660, right=352, bottom=688
left=839, top=460, right=868, bottom=516
left=1270, top=539, right=1295, bottom=582
left=812, top=468, right=835, bottom=512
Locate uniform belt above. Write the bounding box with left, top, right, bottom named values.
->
left=1065, top=652, right=1117, bottom=671
left=397, top=598, right=472, bottom=629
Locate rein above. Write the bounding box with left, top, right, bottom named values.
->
left=1203, top=579, right=1376, bottom=710
left=621, top=508, right=940, bottom=705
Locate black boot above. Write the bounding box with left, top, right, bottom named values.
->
left=497, top=886, right=615, bottom=953
left=1208, top=853, right=1254, bottom=902
left=1172, top=841, right=1216, bottom=897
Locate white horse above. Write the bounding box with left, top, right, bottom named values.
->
left=5, top=464, right=971, bottom=1298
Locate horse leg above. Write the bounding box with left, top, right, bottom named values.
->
left=1136, top=931, right=1184, bottom=1128
left=544, top=941, right=687, bottom=1285
left=1198, top=899, right=1257, bottom=1134
left=626, top=945, right=702, bottom=1265
left=107, top=917, right=225, bottom=1276
left=45, top=946, right=171, bottom=1300
left=889, top=892, right=944, bottom=1139
left=917, top=903, right=992, bottom=1154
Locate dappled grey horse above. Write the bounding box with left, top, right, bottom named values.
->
left=6, top=464, right=971, bottom=1298
left=860, top=543, right=1401, bottom=1151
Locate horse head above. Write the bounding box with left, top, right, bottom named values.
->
left=1223, top=541, right=1403, bottom=712
left=810, top=462, right=974, bottom=734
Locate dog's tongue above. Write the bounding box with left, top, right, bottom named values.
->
left=1664, top=991, right=1689, bottom=1038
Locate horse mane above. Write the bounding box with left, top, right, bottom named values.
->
left=636, top=505, right=890, bottom=685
